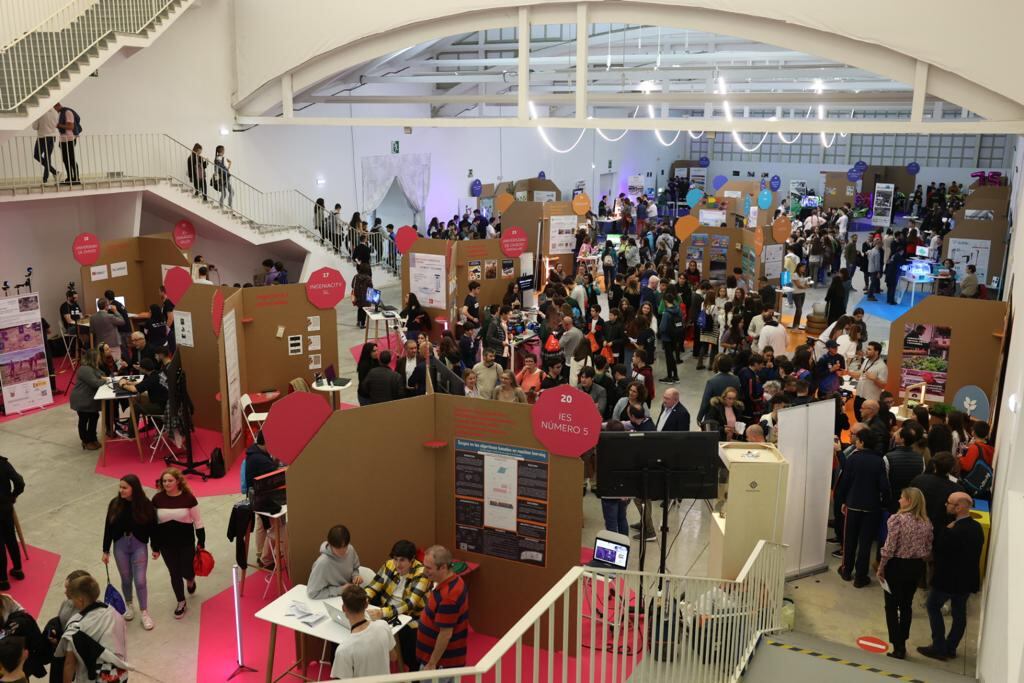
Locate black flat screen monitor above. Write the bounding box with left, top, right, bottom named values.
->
left=595, top=431, right=719, bottom=500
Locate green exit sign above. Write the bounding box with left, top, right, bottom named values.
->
left=391, top=141, right=399, bottom=154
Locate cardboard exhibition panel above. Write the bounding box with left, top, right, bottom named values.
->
left=887, top=297, right=1008, bottom=406
left=941, top=183, right=1012, bottom=285
left=79, top=235, right=190, bottom=315
left=513, top=178, right=561, bottom=203
left=823, top=171, right=858, bottom=209
left=217, top=289, right=248, bottom=465
left=402, top=238, right=453, bottom=337
left=174, top=283, right=224, bottom=434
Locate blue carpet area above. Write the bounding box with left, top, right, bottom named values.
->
left=853, top=293, right=929, bottom=321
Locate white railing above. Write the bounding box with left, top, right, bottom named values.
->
left=0, top=0, right=73, bottom=48
left=0, top=132, right=402, bottom=273
left=0, top=0, right=180, bottom=112
left=350, top=541, right=786, bottom=683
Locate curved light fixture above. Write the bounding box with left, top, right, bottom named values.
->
left=593, top=106, right=640, bottom=142
left=646, top=105, right=682, bottom=146
left=529, top=101, right=587, bottom=154
left=732, top=130, right=770, bottom=152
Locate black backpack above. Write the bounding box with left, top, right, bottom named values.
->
left=208, top=447, right=226, bottom=478
left=62, top=107, right=82, bottom=136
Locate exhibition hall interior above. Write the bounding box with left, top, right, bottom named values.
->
left=0, top=1, right=1020, bottom=682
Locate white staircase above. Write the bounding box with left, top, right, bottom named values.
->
left=0, top=132, right=400, bottom=283
left=0, top=0, right=195, bottom=126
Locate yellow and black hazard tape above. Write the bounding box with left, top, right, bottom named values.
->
left=764, top=640, right=926, bottom=682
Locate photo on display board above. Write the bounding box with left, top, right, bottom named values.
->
left=686, top=246, right=704, bottom=265
left=710, top=235, right=730, bottom=249
left=900, top=324, right=951, bottom=401
left=742, top=247, right=756, bottom=276
left=964, top=209, right=995, bottom=221
left=0, top=323, right=43, bottom=354
left=484, top=260, right=498, bottom=280
left=17, top=298, right=38, bottom=313
left=468, top=260, right=482, bottom=281
left=308, top=354, right=322, bottom=371
left=691, top=233, right=708, bottom=248
left=709, top=247, right=728, bottom=279
left=501, top=259, right=514, bottom=279
left=0, top=348, right=47, bottom=386
left=306, top=315, right=321, bottom=332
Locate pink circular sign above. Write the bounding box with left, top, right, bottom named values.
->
left=72, top=232, right=101, bottom=266
left=501, top=226, right=529, bottom=258
left=211, top=289, right=224, bottom=338
left=305, top=267, right=347, bottom=309
left=163, top=266, right=193, bottom=304
left=394, top=225, right=420, bottom=254
left=531, top=385, right=602, bottom=458
left=173, top=220, right=196, bottom=250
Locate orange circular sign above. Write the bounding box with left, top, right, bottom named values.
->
left=753, top=225, right=764, bottom=256
left=571, top=192, right=591, bottom=216
left=494, top=192, right=515, bottom=214
left=771, top=215, right=792, bottom=243
left=674, top=215, right=700, bottom=241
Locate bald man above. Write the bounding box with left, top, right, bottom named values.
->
left=859, top=399, right=890, bottom=444
left=655, top=388, right=690, bottom=432
left=918, top=491, right=984, bottom=662
left=745, top=424, right=765, bottom=443
left=558, top=316, right=584, bottom=361
left=125, top=330, right=156, bottom=373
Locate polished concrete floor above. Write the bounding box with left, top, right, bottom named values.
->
left=0, top=272, right=978, bottom=682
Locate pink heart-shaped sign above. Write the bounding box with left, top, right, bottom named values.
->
left=163, top=266, right=193, bottom=304
left=395, top=225, right=420, bottom=254
left=262, top=391, right=333, bottom=465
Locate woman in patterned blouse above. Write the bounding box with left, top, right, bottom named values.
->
left=877, top=486, right=933, bottom=659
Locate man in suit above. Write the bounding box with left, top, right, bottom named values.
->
left=859, top=399, right=891, bottom=447
left=89, top=298, right=126, bottom=363
left=917, top=491, right=985, bottom=662
left=124, top=332, right=156, bottom=373
left=697, top=355, right=741, bottom=425
left=395, top=340, right=419, bottom=396
left=834, top=425, right=891, bottom=587
left=655, top=388, right=690, bottom=432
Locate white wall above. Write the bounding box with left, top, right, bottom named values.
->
left=976, top=135, right=1024, bottom=683
left=0, top=192, right=140, bottom=320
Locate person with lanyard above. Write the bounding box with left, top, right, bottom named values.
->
left=330, top=585, right=394, bottom=679
left=848, top=341, right=887, bottom=422
left=363, top=539, right=431, bottom=672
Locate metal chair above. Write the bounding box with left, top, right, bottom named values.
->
left=240, top=394, right=268, bottom=441
left=145, top=414, right=173, bottom=462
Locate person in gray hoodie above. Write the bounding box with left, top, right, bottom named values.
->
left=306, top=525, right=362, bottom=599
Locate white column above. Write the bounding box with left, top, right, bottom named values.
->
left=518, top=7, right=530, bottom=121
left=575, top=4, right=588, bottom=120
left=911, top=60, right=929, bottom=123
left=281, top=73, right=294, bottom=118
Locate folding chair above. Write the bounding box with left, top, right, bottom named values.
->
left=240, top=394, right=268, bottom=441
left=146, top=414, right=173, bottom=462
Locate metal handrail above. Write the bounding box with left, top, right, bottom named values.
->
left=0, top=0, right=180, bottom=112
left=343, top=540, right=787, bottom=683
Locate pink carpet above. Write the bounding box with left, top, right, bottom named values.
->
left=94, top=427, right=245, bottom=496
left=195, top=550, right=644, bottom=683
left=0, top=356, right=74, bottom=424
left=349, top=332, right=404, bottom=367
left=6, top=545, right=61, bottom=618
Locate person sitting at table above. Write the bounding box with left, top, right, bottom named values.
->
left=307, top=525, right=363, bottom=599
left=116, top=357, right=167, bottom=417
left=243, top=431, right=286, bottom=570
left=70, top=349, right=107, bottom=451
left=330, top=584, right=395, bottom=680
left=124, top=332, right=156, bottom=373
left=363, top=539, right=431, bottom=672
left=400, top=293, right=432, bottom=340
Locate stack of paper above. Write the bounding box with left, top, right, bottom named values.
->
left=285, top=601, right=326, bottom=627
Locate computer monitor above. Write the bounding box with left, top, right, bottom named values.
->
left=96, top=296, right=126, bottom=310
left=366, top=288, right=382, bottom=307
left=595, top=431, right=720, bottom=500
left=604, top=233, right=622, bottom=247
left=915, top=245, right=929, bottom=258
left=592, top=534, right=630, bottom=569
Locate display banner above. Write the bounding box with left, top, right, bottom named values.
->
left=871, top=183, right=895, bottom=228
left=408, top=252, right=446, bottom=309
left=547, top=215, right=577, bottom=255
left=222, top=309, right=243, bottom=445
left=0, top=293, right=53, bottom=414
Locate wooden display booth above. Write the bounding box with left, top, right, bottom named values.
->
left=500, top=199, right=585, bottom=288
left=940, top=182, right=1012, bottom=288
left=513, top=177, right=561, bottom=203
left=823, top=171, right=858, bottom=209
left=79, top=234, right=190, bottom=315
left=477, top=180, right=514, bottom=216
left=287, top=392, right=583, bottom=645
left=886, top=296, right=1007, bottom=407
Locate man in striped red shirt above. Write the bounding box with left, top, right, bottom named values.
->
left=416, top=545, right=469, bottom=677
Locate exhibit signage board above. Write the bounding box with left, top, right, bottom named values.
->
left=548, top=215, right=577, bottom=255
left=0, top=293, right=53, bottom=414
left=454, top=438, right=549, bottom=567
left=223, top=309, right=243, bottom=445
left=872, top=183, right=895, bottom=228
left=408, top=252, right=447, bottom=309
left=763, top=243, right=784, bottom=280
left=947, top=237, right=992, bottom=281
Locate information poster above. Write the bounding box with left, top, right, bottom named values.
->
left=534, top=191, right=557, bottom=203
left=454, top=438, right=548, bottom=567
left=0, top=294, right=53, bottom=413
left=222, top=309, right=243, bottom=445
left=174, top=310, right=194, bottom=348
left=408, top=252, right=447, bottom=309
left=627, top=175, right=645, bottom=196
left=110, top=261, right=128, bottom=279
left=871, top=183, right=895, bottom=228
left=742, top=246, right=756, bottom=276
left=689, top=169, right=707, bottom=191
left=548, top=215, right=577, bottom=255
left=900, top=324, right=951, bottom=401
left=699, top=209, right=727, bottom=227
left=789, top=180, right=808, bottom=213
left=90, top=265, right=109, bottom=282
left=709, top=235, right=729, bottom=280
left=947, top=238, right=991, bottom=281
left=763, top=243, right=784, bottom=280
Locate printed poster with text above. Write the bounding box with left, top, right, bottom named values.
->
left=454, top=438, right=548, bottom=567
left=408, top=252, right=447, bottom=309
left=900, top=324, right=951, bottom=401
left=548, top=215, right=577, bottom=255
left=0, top=293, right=53, bottom=413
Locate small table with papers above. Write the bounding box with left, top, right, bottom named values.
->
left=255, top=583, right=411, bottom=683
left=93, top=375, right=145, bottom=466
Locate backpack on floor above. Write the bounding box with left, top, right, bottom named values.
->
left=208, top=447, right=226, bottom=479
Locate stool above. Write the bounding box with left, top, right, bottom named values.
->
left=146, top=415, right=173, bottom=461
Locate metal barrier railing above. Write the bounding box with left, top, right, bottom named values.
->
left=346, top=541, right=786, bottom=683
left=0, top=0, right=182, bottom=112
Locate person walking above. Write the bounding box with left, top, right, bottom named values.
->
left=834, top=426, right=891, bottom=587
left=917, top=491, right=984, bottom=662
left=70, top=349, right=107, bottom=450
left=186, top=143, right=207, bottom=199
left=151, top=468, right=205, bottom=619
left=876, top=487, right=932, bottom=659
left=213, top=145, right=233, bottom=209
left=101, top=475, right=156, bottom=630
left=53, top=103, right=80, bottom=184
left=32, top=108, right=59, bottom=183
left=791, top=263, right=810, bottom=329
left=0, top=455, right=24, bottom=592
left=867, top=239, right=883, bottom=301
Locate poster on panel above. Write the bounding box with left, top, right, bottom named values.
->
left=0, top=293, right=53, bottom=413
left=222, top=309, right=243, bottom=445
left=763, top=243, right=784, bottom=280
left=408, top=252, right=447, bottom=309
left=871, top=183, right=895, bottom=228
left=533, top=191, right=557, bottom=203
left=627, top=175, right=644, bottom=197
left=900, top=323, right=951, bottom=401
left=548, top=215, right=577, bottom=255
left=947, top=238, right=991, bottom=281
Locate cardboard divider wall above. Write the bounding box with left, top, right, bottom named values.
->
left=79, top=235, right=190, bottom=314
